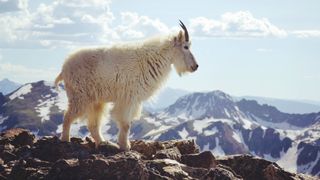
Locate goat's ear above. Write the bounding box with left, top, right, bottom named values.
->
left=174, top=30, right=183, bottom=46
left=177, top=30, right=183, bottom=42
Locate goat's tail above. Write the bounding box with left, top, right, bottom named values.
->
left=54, top=72, right=63, bottom=90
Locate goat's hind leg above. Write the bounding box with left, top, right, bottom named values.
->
left=87, top=102, right=105, bottom=145
left=61, top=106, right=82, bottom=142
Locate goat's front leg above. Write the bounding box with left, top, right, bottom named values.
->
left=118, top=121, right=131, bottom=151
left=112, top=102, right=141, bottom=151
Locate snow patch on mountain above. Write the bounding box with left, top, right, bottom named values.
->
left=178, top=127, right=189, bottom=139
left=35, top=97, right=55, bottom=122
left=239, top=118, right=255, bottom=129
left=9, top=84, right=32, bottom=100
left=33, top=81, right=68, bottom=122
left=0, top=115, right=8, bottom=125
left=277, top=143, right=299, bottom=173
left=45, top=81, right=68, bottom=111
left=144, top=125, right=171, bottom=138
left=203, top=127, right=218, bottom=136
left=212, top=137, right=225, bottom=156
left=232, top=130, right=243, bottom=144
left=193, top=118, right=217, bottom=134
left=143, top=117, right=161, bottom=126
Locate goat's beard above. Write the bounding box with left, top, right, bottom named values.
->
left=173, top=60, right=189, bottom=76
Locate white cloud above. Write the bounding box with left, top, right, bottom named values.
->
left=190, top=11, right=287, bottom=38
left=116, top=12, right=171, bottom=40
left=0, top=12, right=31, bottom=43
left=291, top=30, right=320, bottom=38
left=57, top=0, right=111, bottom=8
left=0, top=1, right=175, bottom=49
left=1, top=1, right=319, bottom=50
left=0, top=0, right=114, bottom=48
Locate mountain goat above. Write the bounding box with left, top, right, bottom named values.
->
left=55, top=21, right=198, bottom=150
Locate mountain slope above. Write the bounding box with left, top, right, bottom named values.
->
left=146, top=91, right=320, bottom=176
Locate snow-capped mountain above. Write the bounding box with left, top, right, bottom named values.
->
left=0, top=81, right=319, bottom=177
left=145, top=91, right=320, bottom=176
left=0, top=81, right=66, bottom=134
left=0, top=78, right=21, bottom=95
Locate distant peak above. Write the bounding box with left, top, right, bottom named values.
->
left=1, top=78, right=10, bottom=82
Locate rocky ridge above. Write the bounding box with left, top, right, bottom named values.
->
left=0, top=128, right=315, bottom=180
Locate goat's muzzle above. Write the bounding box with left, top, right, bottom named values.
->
left=191, top=64, right=199, bottom=72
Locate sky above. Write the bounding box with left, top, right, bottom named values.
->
left=0, top=0, right=320, bottom=101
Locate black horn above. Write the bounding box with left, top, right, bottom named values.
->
left=179, top=20, right=189, bottom=42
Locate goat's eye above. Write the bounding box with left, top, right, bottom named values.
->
left=184, top=46, right=189, bottom=50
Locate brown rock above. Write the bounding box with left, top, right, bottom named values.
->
left=216, top=154, right=313, bottom=180
left=32, top=136, right=94, bottom=162
left=0, top=151, right=17, bottom=163
left=146, top=159, right=191, bottom=179
left=0, top=129, right=312, bottom=180
left=25, top=158, right=52, bottom=168
left=154, top=147, right=181, bottom=161
left=0, top=128, right=35, bottom=147
left=131, top=139, right=200, bottom=159
left=262, top=163, right=315, bottom=180
left=97, top=140, right=121, bottom=155
left=173, top=139, right=200, bottom=155
left=181, top=151, right=217, bottom=169
left=201, top=166, right=242, bottom=180
left=131, top=140, right=165, bottom=159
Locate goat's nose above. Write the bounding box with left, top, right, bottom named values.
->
left=194, top=64, right=199, bottom=71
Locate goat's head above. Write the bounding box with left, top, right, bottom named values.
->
left=172, top=20, right=198, bottom=76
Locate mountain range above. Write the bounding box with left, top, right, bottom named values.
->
left=239, top=96, right=320, bottom=114
left=0, top=80, right=320, bottom=177
left=1, top=78, right=320, bottom=114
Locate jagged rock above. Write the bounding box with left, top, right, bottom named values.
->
left=0, top=129, right=315, bottom=180
left=131, top=139, right=199, bottom=159
left=146, top=159, right=192, bottom=179
left=0, top=128, right=35, bottom=147
left=154, top=147, right=181, bottom=161
left=31, top=136, right=94, bottom=162
left=47, top=151, right=149, bottom=180
left=97, top=140, right=122, bottom=156
left=1, top=151, right=17, bottom=163
left=217, top=154, right=316, bottom=180
left=181, top=151, right=217, bottom=169
left=201, top=166, right=242, bottom=180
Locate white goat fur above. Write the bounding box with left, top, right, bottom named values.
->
left=55, top=31, right=196, bottom=150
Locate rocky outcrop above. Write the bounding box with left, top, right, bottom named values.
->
left=217, top=155, right=312, bottom=180
left=0, top=128, right=315, bottom=180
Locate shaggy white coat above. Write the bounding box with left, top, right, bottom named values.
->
left=55, top=31, right=197, bottom=150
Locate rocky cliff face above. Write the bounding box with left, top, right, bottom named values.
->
left=0, top=128, right=315, bottom=180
